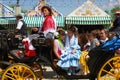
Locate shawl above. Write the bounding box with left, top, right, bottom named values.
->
left=40, top=16, right=56, bottom=36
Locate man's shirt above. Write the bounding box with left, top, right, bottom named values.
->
left=16, top=19, right=23, bottom=30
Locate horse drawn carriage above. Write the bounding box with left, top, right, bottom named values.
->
left=0, top=30, right=120, bottom=80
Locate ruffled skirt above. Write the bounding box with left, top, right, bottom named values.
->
left=57, top=49, right=81, bottom=70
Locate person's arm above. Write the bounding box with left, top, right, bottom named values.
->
left=95, top=39, right=100, bottom=46
left=15, top=20, right=23, bottom=33
left=53, top=40, right=60, bottom=59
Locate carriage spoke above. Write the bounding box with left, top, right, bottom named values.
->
left=5, top=75, right=16, bottom=80
left=6, top=72, right=15, bottom=76
left=24, top=74, right=32, bottom=79
left=2, top=64, right=37, bottom=80
left=103, top=69, right=115, bottom=77
left=9, top=68, right=17, bottom=78
left=22, top=68, right=26, bottom=77
left=108, top=62, right=114, bottom=69
left=17, top=66, right=21, bottom=76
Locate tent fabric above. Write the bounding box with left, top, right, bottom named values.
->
left=66, top=0, right=112, bottom=25
left=0, top=17, right=64, bottom=27
left=0, top=18, right=15, bottom=24
left=0, top=2, right=14, bottom=24
left=0, top=0, right=64, bottom=27
left=0, top=2, right=14, bottom=17
left=67, top=0, right=109, bottom=17
left=66, top=16, right=112, bottom=25
left=23, top=17, right=64, bottom=27
left=25, top=0, right=63, bottom=17
left=23, top=17, right=44, bottom=27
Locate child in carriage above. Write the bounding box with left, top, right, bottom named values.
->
left=57, top=27, right=81, bottom=75
left=53, top=30, right=66, bottom=59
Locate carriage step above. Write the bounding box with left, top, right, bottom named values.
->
left=33, top=68, right=46, bottom=72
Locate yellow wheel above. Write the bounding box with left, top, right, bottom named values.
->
left=98, top=56, right=120, bottom=80
left=0, top=61, right=11, bottom=78
left=2, top=63, right=37, bottom=80
left=30, top=62, right=43, bottom=79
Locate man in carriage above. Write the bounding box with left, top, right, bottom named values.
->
left=15, top=14, right=28, bottom=37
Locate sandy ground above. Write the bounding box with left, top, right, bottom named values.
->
left=42, top=66, right=58, bottom=79
left=42, top=66, right=89, bottom=80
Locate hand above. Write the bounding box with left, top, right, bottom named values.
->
left=71, top=49, right=76, bottom=54
left=33, top=37, right=38, bottom=40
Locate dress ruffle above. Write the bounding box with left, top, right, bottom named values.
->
left=57, top=46, right=81, bottom=69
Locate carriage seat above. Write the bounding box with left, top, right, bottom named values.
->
left=9, top=49, right=36, bottom=63
left=9, top=38, right=37, bottom=63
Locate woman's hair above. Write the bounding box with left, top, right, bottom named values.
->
left=101, top=29, right=108, bottom=35
left=41, top=6, right=53, bottom=16
left=68, top=26, right=78, bottom=37
left=68, top=26, right=77, bottom=33
left=58, top=30, right=66, bottom=36
left=55, top=30, right=65, bottom=39
left=79, top=33, right=89, bottom=50
left=90, top=30, right=99, bottom=38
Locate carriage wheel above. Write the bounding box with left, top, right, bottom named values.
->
left=2, top=63, right=37, bottom=80
left=30, top=62, right=43, bottom=79
left=0, top=61, right=11, bottom=78
left=98, top=56, right=120, bottom=80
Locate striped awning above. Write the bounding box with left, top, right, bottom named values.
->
left=23, top=16, right=65, bottom=27
left=0, top=18, right=8, bottom=24
left=0, top=16, right=65, bottom=27
left=23, top=17, right=44, bottom=27
left=66, top=16, right=112, bottom=25
left=0, top=18, right=15, bottom=24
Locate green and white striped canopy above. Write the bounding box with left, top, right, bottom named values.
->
left=23, top=16, right=65, bottom=27
left=0, top=16, right=65, bottom=27
left=66, top=16, right=112, bottom=25
left=0, top=18, right=8, bottom=24
left=23, top=17, right=44, bottom=27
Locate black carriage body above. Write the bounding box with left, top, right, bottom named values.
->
left=87, top=45, right=115, bottom=78
left=10, top=33, right=119, bottom=79
left=0, top=30, right=9, bottom=61
left=1, top=31, right=118, bottom=80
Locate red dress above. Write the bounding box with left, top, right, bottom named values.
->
left=40, top=16, right=56, bottom=35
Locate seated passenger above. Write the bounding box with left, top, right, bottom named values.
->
left=98, top=29, right=109, bottom=44
left=57, top=27, right=81, bottom=75
left=88, top=30, right=100, bottom=51
left=22, top=28, right=39, bottom=57
left=38, top=6, right=57, bottom=39
left=53, top=30, right=66, bottom=59
left=9, top=28, right=39, bottom=62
